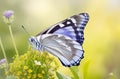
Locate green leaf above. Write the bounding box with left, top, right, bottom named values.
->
left=56, top=71, right=71, bottom=79
left=69, top=66, right=80, bottom=79
left=83, top=61, right=90, bottom=79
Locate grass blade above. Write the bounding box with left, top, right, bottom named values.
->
left=69, top=66, right=80, bottom=79
left=56, top=71, right=71, bottom=79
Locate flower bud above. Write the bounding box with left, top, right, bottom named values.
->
left=3, top=10, right=14, bottom=24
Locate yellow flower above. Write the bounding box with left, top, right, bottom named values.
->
left=33, top=74, right=37, bottom=78
left=27, top=74, right=31, bottom=78
left=24, top=73, right=27, bottom=76
left=17, top=71, right=22, bottom=76
left=42, top=70, right=45, bottom=74
left=24, top=65, right=28, bottom=70
left=15, top=76, right=19, bottom=79
left=41, top=65, right=44, bottom=68
left=38, top=74, right=43, bottom=78
left=5, top=71, right=9, bottom=75
left=28, top=69, right=33, bottom=73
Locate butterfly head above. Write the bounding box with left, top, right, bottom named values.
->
left=29, top=36, right=41, bottom=50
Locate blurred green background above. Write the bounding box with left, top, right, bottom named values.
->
left=0, top=0, right=120, bottom=79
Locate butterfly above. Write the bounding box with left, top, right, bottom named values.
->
left=29, top=13, right=89, bottom=67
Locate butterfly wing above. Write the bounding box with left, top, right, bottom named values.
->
left=34, top=13, right=89, bottom=67
left=36, top=13, right=89, bottom=45
left=37, top=34, right=84, bottom=67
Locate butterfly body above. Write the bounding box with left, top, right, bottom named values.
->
left=29, top=13, right=89, bottom=67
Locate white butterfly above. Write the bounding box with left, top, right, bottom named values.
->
left=29, top=13, right=89, bottom=67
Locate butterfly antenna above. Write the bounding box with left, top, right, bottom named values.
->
left=21, top=25, right=31, bottom=36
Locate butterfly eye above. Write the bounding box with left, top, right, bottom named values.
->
left=29, top=37, right=35, bottom=43
left=30, top=38, right=34, bottom=42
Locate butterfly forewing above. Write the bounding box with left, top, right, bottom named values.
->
left=36, top=13, right=89, bottom=45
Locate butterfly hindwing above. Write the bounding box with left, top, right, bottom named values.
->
left=36, top=34, right=84, bottom=67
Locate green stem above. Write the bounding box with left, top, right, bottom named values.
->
left=8, top=25, right=19, bottom=57
left=0, top=37, right=8, bottom=68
